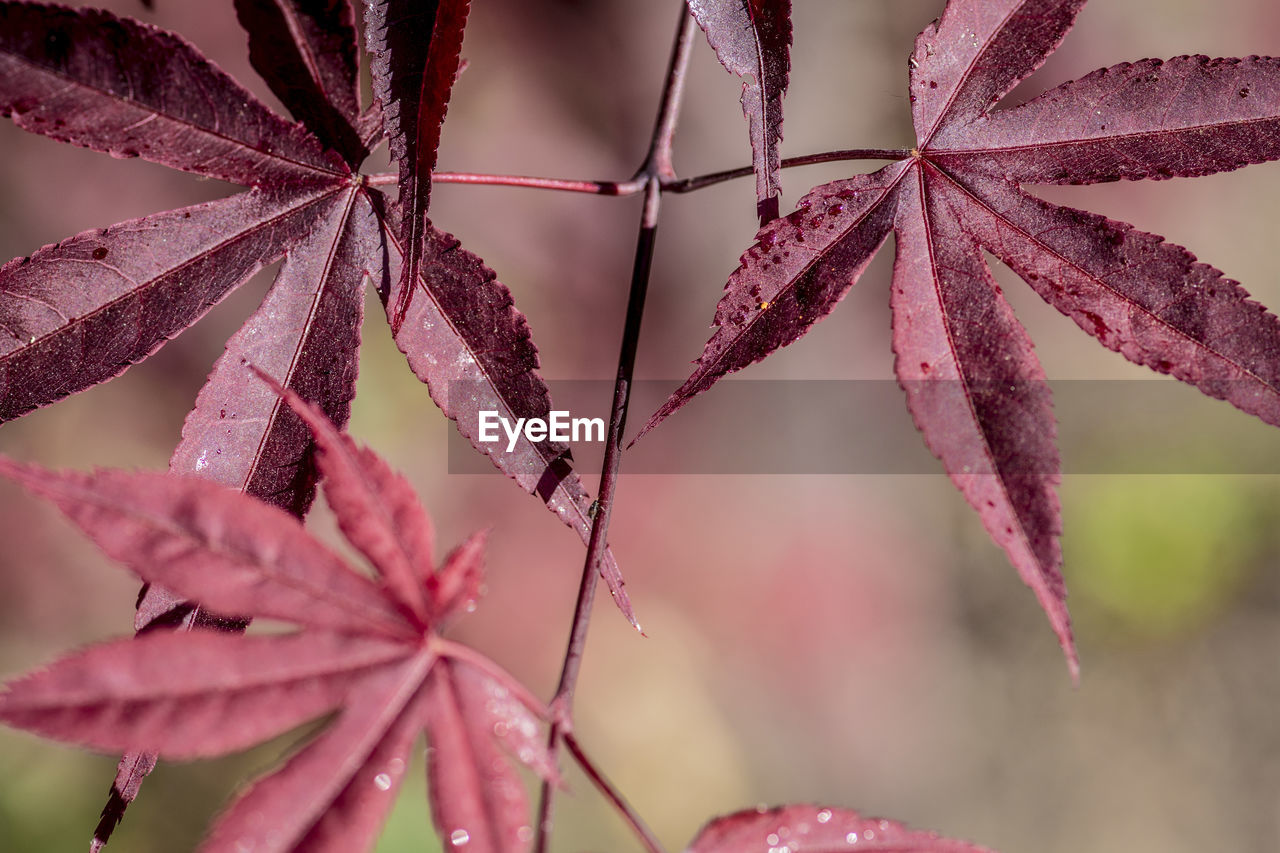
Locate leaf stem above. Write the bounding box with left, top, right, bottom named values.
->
left=664, top=148, right=912, bottom=193
left=533, top=7, right=696, bottom=853
left=365, top=149, right=908, bottom=196
left=563, top=733, right=667, bottom=853
left=434, top=172, right=646, bottom=195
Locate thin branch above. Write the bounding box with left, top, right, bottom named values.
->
left=367, top=150, right=908, bottom=197
left=564, top=733, right=667, bottom=853
left=533, top=8, right=696, bottom=853
left=665, top=147, right=912, bottom=194
left=434, top=172, right=645, bottom=195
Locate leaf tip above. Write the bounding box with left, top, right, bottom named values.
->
left=628, top=407, right=669, bottom=449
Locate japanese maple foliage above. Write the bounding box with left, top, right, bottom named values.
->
left=1, top=0, right=1278, bottom=851
left=0, top=0, right=628, bottom=629
left=0, top=377, right=557, bottom=853
left=0, top=0, right=634, bottom=834
left=639, top=0, right=1280, bottom=674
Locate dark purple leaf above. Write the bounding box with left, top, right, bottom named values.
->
left=687, top=0, right=793, bottom=222
left=635, top=165, right=902, bottom=444
left=647, top=0, right=1280, bottom=669
left=909, top=0, right=1085, bottom=147
left=0, top=186, right=344, bottom=425
left=891, top=166, right=1071, bottom=675
left=376, top=211, right=637, bottom=628
left=117, top=188, right=383, bottom=832
left=933, top=56, right=1280, bottom=183
left=164, top=188, right=378, bottom=518
left=0, top=2, right=345, bottom=186
left=233, top=0, right=367, bottom=164
left=364, top=0, right=471, bottom=332
left=951, top=179, right=1280, bottom=429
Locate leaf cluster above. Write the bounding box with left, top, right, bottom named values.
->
left=1, top=0, right=1279, bottom=851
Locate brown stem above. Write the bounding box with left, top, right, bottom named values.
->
left=532, top=7, right=696, bottom=853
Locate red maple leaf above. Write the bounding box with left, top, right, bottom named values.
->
left=0, top=376, right=556, bottom=852
left=0, top=0, right=631, bottom=622
left=0, top=2, right=633, bottom=836
left=686, top=805, right=994, bottom=852
left=638, top=0, right=1280, bottom=676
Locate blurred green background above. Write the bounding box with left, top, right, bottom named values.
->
left=1, top=1, right=1278, bottom=851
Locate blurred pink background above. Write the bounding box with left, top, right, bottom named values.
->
left=1, top=1, right=1278, bottom=851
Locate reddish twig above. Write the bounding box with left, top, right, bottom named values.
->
left=364, top=149, right=907, bottom=197
left=532, top=7, right=696, bottom=853
left=564, top=733, right=667, bottom=853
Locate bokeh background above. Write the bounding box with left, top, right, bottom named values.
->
left=2, top=0, right=1279, bottom=850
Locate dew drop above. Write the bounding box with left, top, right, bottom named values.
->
left=827, top=203, right=845, bottom=216
left=817, top=809, right=832, bottom=824
left=767, top=834, right=780, bottom=846
left=92, top=247, right=109, bottom=260
left=451, top=829, right=471, bottom=846
left=517, top=826, right=534, bottom=843
left=373, top=773, right=392, bottom=791
left=864, top=829, right=876, bottom=841
left=846, top=832, right=859, bottom=844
